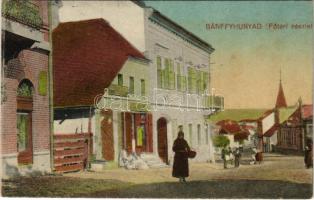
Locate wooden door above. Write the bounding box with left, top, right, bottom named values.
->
left=122, top=112, right=133, bottom=154
left=17, top=112, right=33, bottom=165
left=157, top=117, right=168, bottom=163
left=101, top=111, right=114, bottom=161
left=146, top=113, right=153, bottom=152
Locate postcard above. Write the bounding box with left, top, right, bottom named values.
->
left=1, top=0, right=313, bottom=198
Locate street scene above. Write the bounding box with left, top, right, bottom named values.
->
left=1, top=0, right=313, bottom=199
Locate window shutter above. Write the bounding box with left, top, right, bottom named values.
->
left=169, top=59, right=175, bottom=89
left=189, top=67, right=197, bottom=93
left=157, top=56, right=162, bottom=88
left=181, top=76, right=186, bottom=92
left=164, top=59, right=169, bottom=89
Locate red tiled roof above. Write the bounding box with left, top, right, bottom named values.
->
left=53, top=19, right=146, bottom=107
left=263, top=124, right=278, bottom=137
left=275, top=81, right=287, bottom=108
left=234, top=130, right=250, bottom=141
left=302, top=104, right=313, bottom=120
left=217, top=120, right=241, bottom=134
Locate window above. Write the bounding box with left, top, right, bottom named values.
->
left=118, top=74, right=123, bottom=86
left=157, top=56, right=175, bottom=90
left=157, top=56, right=162, bottom=88
left=136, top=125, right=145, bottom=146
left=177, top=63, right=181, bottom=90
left=17, top=113, right=30, bottom=151
left=141, top=79, right=145, bottom=96
left=189, top=124, right=193, bottom=145
left=163, top=58, right=170, bottom=88
left=129, top=77, right=134, bottom=94
left=206, top=124, right=209, bottom=145
left=197, top=124, right=201, bottom=145
left=188, top=67, right=197, bottom=93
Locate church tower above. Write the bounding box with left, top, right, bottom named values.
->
left=275, top=69, right=287, bottom=108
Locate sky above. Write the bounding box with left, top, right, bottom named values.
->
left=144, top=1, right=313, bottom=109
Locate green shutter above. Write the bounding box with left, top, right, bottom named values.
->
left=38, top=71, right=47, bottom=96
left=181, top=76, right=186, bottom=92
left=203, top=72, right=209, bottom=92
left=157, top=56, right=162, bottom=88
left=188, top=67, right=197, bottom=93
left=164, top=59, right=169, bottom=89
left=157, top=69, right=162, bottom=88
left=169, top=59, right=175, bottom=89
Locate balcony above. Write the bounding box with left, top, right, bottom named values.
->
left=205, top=95, right=224, bottom=110
left=2, top=0, right=43, bottom=29
left=108, top=84, right=129, bottom=97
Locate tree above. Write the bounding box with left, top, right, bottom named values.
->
left=213, top=135, right=230, bottom=148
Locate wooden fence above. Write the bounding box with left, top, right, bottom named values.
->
left=53, top=133, right=93, bottom=173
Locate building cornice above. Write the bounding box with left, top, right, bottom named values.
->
left=148, top=9, right=215, bottom=55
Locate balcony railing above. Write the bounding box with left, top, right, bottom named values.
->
left=2, top=0, right=43, bottom=28
left=108, top=84, right=129, bottom=97
left=205, top=95, right=224, bottom=110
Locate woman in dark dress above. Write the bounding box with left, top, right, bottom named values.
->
left=304, top=139, right=313, bottom=169
left=172, top=128, right=190, bottom=182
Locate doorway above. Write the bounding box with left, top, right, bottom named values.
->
left=16, top=79, right=34, bottom=165
left=157, top=117, right=168, bottom=164
left=101, top=110, right=114, bottom=161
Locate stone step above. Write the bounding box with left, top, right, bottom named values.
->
left=140, top=153, right=168, bottom=168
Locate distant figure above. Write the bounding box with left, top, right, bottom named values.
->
left=221, top=148, right=227, bottom=169
left=172, top=128, right=190, bottom=182
left=233, top=147, right=241, bottom=168
left=255, top=149, right=263, bottom=164
left=304, top=139, right=313, bottom=169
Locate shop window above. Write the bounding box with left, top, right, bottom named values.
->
left=136, top=125, right=145, bottom=146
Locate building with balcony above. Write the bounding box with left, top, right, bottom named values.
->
left=1, top=0, right=51, bottom=178
left=53, top=0, right=224, bottom=165
left=52, top=19, right=153, bottom=171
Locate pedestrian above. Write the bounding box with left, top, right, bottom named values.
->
left=221, top=147, right=227, bottom=169
left=304, top=139, right=313, bottom=169
left=233, top=147, right=241, bottom=168
left=172, top=127, right=190, bottom=182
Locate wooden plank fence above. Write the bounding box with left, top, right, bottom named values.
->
left=53, top=133, right=93, bottom=173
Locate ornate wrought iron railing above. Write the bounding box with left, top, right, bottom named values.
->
left=2, top=0, right=43, bottom=28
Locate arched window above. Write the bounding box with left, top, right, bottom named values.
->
left=17, top=79, right=33, bottom=97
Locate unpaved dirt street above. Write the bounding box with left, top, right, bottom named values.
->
left=2, top=154, right=313, bottom=198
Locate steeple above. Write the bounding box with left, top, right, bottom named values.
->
left=275, top=68, right=287, bottom=108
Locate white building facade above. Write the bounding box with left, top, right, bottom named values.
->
left=54, top=1, right=223, bottom=165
